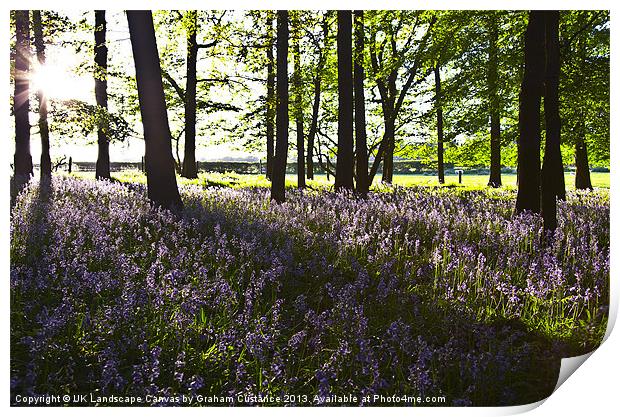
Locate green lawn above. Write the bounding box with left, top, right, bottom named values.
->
left=67, top=170, right=610, bottom=190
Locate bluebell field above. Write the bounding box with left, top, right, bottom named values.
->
left=10, top=177, right=609, bottom=406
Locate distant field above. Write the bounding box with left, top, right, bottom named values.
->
left=386, top=172, right=610, bottom=189
left=69, top=170, right=610, bottom=190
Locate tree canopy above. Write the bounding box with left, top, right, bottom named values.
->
left=10, top=10, right=610, bottom=184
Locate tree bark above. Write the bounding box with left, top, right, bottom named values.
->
left=266, top=12, right=275, bottom=180
left=515, top=11, right=545, bottom=215
left=271, top=10, right=289, bottom=203
left=127, top=11, right=183, bottom=210
left=181, top=10, right=199, bottom=179
left=487, top=17, right=502, bottom=187
left=354, top=10, right=368, bottom=196
left=13, top=10, right=32, bottom=180
left=574, top=118, right=592, bottom=190
left=381, top=123, right=395, bottom=183
left=381, top=76, right=397, bottom=184
left=293, top=18, right=305, bottom=189
left=541, top=10, right=565, bottom=232
left=33, top=10, right=51, bottom=179
left=94, top=10, right=110, bottom=180
left=335, top=10, right=354, bottom=191
left=434, top=65, right=445, bottom=184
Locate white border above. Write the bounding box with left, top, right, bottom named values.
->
left=2, top=1, right=616, bottom=416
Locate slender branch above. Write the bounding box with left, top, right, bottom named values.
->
left=369, top=138, right=387, bottom=181
left=196, top=77, right=244, bottom=86
left=161, top=69, right=185, bottom=102
left=197, top=40, right=218, bottom=49
left=314, top=145, right=336, bottom=177
left=317, top=125, right=338, bottom=148
left=394, top=17, right=436, bottom=115
left=172, top=126, right=185, bottom=170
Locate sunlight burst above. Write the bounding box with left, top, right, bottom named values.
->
left=30, top=63, right=94, bottom=103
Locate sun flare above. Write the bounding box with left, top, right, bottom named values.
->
left=30, top=63, right=94, bottom=103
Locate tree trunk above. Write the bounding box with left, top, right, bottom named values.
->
left=181, top=10, right=199, bottom=179
left=266, top=12, right=275, bottom=180
left=13, top=10, right=32, bottom=180
left=293, top=20, right=305, bottom=189
left=94, top=10, right=110, bottom=180
left=489, top=119, right=502, bottom=187
left=515, top=11, right=545, bottom=215
left=335, top=10, right=354, bottom=191
left=33, top=10, right=51, bottom=179
left=381, top=122, right=395, bottom=184
left=434, top=65, right=445, bottom=184
left=271, top=10, right=289, bottom=203
left=354, top=10, right=368, bottom=196
left=306, top=76, right=320, bottom=180
left=127, top=11, right=183, bottom=210
left=381, top=76, right=397, bottom=184
left=541, top=10, right=565, bottom=232
left=487, top=17, right=502, bottom=188
left=368, top=127, right=388, bottom=185
left=574, top=118, right=592, bottom=190
left=173, top=127, right=184, bottom=173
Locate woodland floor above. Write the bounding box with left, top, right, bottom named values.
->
left=9, top=173, right=609, bottom=406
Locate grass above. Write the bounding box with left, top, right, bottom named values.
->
left=67, top=170, right=610, bottom=190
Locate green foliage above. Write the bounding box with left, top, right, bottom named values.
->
left=418, top=11, right=525, bottom=152
left=49, top=99, right=134, bottom=144
left=560, top=11, right=610, bottom=166
left=10, top=10, right=609, bottom=170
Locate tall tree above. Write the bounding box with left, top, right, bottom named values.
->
left=541, top=10, right=565, bottom=231
left=367, top=12, right=435, bottom=184
left=335, top=10, right=354, bottom=191
left=271, top=10, right=289, bottom=203
left=486, top=15, right=502, bottom=187
left=293, top=13, right=305, bottom=189
left=13, top=10, right=33, bottom=180
left=354, top=10, right=368, bottom=195
left=94, top=10, right=110, bottom=180
left=306, top=15, right=330, bottom=181
left=515, top=11, right=545, bottom=214
left=569, top=11, right=600, bottom=190
left=434, top=64, right=445, bottom=184
left=127, top=11, right=183, bottom=210
left=573, top=25, right=592, bottom=189
left=266, top=12, right=275, bottom=180
left=32, top=10, right=51, bottom=178
left=181, top=10, right=199, bottom=179
left=157, top=11, right=225, bottom=177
